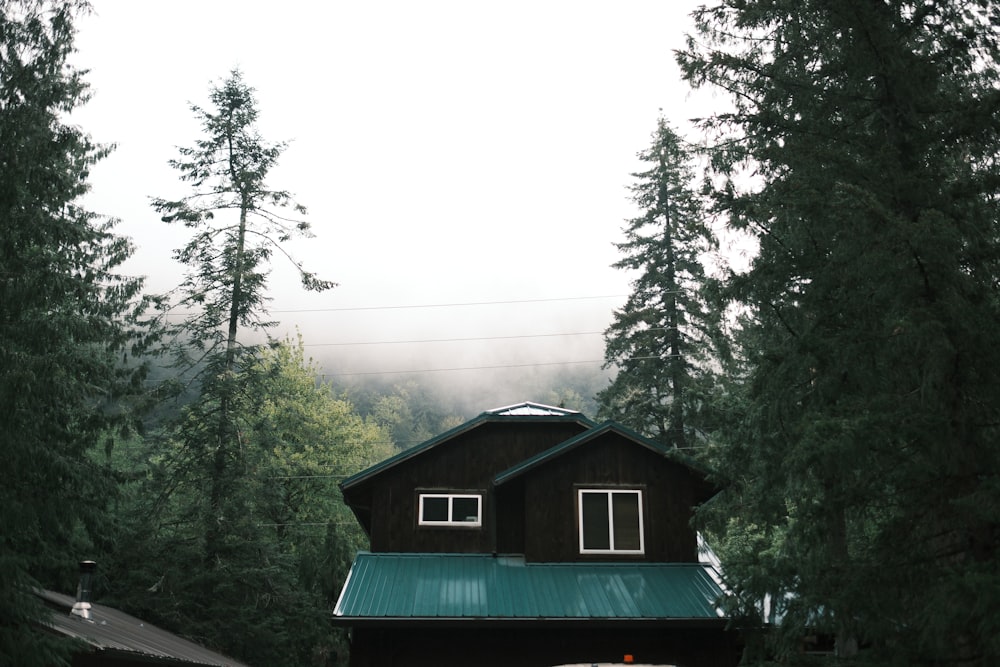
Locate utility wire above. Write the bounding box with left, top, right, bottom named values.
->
left=321, top=359, right=607, bottom=378
left=163, top=294, right=627, bottom=317
left=271, top=294, right=627, bottom=313
left=304, top=328, right=674, bottom=348
left=304, top=331, right=605, bottom=347
left=318, top=353, right=668, bottom=378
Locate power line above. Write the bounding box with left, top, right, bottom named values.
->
left=271, top=294, right=627, bottom=314
left=304, top=331, right=604, bottom=347
left=303, top=327, right=675, bottom=348
left=162, top=294, right=627, bottom=317
left=315, top=352, right=674, bottom=378
left=321, top=359, right=607, bottom=378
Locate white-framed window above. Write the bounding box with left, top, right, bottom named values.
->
left=418, top=493, right=482, bottom=527
left=578, top=489, right=644, bottom=554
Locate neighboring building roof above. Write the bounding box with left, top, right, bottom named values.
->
left=333, top=553, right=725, bottom=626
left=37, top=589, right=249, bottom=667
left=340, top=401, right=595, bottom=491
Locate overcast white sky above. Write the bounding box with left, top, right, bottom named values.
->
left=70, top=1, right=720, bottom=395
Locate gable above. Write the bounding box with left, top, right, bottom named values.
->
left=340, top=407, right=594, bottom=542
left=491, top=424, right=719, bottom=562
left=495, top=421, right=717, bottom=503
left=341, top=403, right=595, bottom=492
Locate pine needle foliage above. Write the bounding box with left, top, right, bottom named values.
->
left=152, top=69, right=336, bottom=372
left=136, top=71, right=342, bottom=665
left=0, top=1, right=155, bottom=664
left=599, top=117, right=728, bottom=449
left=678, top=1, right=1000, bottom=664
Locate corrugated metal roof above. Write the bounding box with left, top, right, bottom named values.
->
left=334, top=553, right=725, bottom=623
left=37, top=590, right=250, bottom=667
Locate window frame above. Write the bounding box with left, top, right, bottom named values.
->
left=577, top=488, right=645, bottom=555
left=417, top=492, right=483, bottom=527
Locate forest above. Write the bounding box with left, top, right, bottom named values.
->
left=3, top=1, right=999, bottom=666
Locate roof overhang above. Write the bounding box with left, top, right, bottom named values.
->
left=334, top=553, right=728, bottom=627
left=331, top=615, right=730, bottom=629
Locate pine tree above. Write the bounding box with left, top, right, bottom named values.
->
left=679, top=1, right=1000, bottom=664
left=598, top=117, right=726, bottom=448
left=0, top=1, right=152, bottom=664
left=140, top=70, right=338, bottom=664
left=151, top=67, right=335, bottom=556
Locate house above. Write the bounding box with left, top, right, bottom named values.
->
left=36, top=562, right=249, bottom=667
left=332, top=402, right=740, bottom=667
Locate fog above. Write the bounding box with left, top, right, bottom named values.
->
left=71, top=0, right=712, bottom=415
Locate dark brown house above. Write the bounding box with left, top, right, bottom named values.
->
left=333, top=402, right=739, bottom=667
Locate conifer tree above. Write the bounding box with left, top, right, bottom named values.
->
left=679, top=1, right=1000, bottom=664
left=144, top=70, right=337, bottom=660
left=599, top=117, right=725, bottom=448
left=104, top=340, right=391, bottom=667
left=0, top=1, right=152, bottom=663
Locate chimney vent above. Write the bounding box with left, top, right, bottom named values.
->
left=70, top=561, right=97, bottom=620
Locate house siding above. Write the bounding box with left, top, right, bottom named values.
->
left=359, top=420, right=590, bottom=553
left=520, top=432, right=702, bottom=562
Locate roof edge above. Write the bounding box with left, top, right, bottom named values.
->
left=341, top=411, right=597, bottom=491
left=494, top=420, right=713, bottom=486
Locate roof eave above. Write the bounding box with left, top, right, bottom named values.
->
left=330, top=616, right=730, bottom=629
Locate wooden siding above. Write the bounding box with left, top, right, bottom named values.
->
left=495, top=480, right=525, bottom=555
left=520, top=431, right=704, bottom=562
left=363, top=420, right=589, bottom=553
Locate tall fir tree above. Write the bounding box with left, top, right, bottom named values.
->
left=678, top=1, right=1000, bottom=664
left=0, top=1, right=153, bottom=664
left=140, top=70, right=338, bottom=664
left=598, top=117, right=726, bottom=448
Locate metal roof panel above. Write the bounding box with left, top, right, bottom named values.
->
left=486, top=402, right=582, bottom=416
left=37, top=590, right=249, bottom=667
left=334, top=553, right=725, bottom=623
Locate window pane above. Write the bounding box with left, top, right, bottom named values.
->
left=612, top=492, right=641, bottom=551
left=452, top=497, right=479, bottom=522
left=422, top=497, right=448, bottom=522
left=581, top=492, right=610, bottom=550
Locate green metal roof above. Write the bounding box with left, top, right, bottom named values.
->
left=333, top=553, right=725, bottom=623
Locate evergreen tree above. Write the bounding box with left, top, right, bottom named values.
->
left=0, top=1, right=152, bottom=664
left=679, top=1, right=1000, bottom=664
left=139, top=71, right=338, bottom=663
left=103, top=340, right=391, bottom=667
left=152, top=68, right=335, bottom=370
left=151, top=67, right=335, bottom=558
left=598, top=117, right=726, bottom=448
